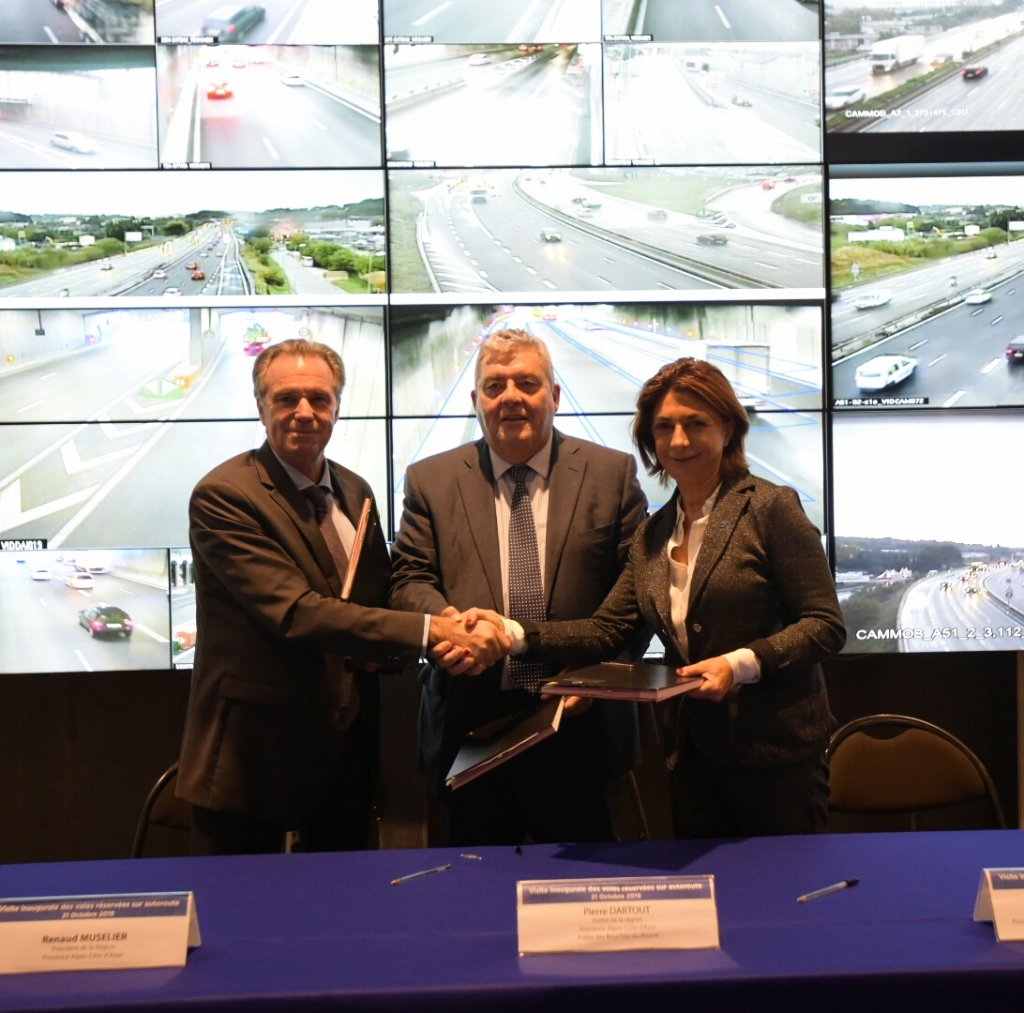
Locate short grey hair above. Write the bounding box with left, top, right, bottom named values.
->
left=474, top=329, right=554, bottom=386
left=252, top=339, right=345, bottom=401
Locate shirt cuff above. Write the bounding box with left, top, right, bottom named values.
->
left=420, top=613, right=431, bottom=661
left=504, top=617, right=526, bottom=655
left=726, top=647, right=761, bottom=685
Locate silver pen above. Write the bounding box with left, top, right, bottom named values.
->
left=390, top=863, right=452, bottom=886
left=797, top=877, right=859, bottom=903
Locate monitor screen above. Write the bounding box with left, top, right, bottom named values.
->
left=0, top=0, right=1019, bottom=668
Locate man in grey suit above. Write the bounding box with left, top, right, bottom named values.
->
left=389, top=330, right=648, bottom=846
left=177, top=339, right=507, bottom=855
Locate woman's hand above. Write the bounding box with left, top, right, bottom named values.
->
left=678, top=656, right=734, bottom=702
left=428, top=606, right=509, bottom=676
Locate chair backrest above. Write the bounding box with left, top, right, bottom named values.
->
left=130, top=761, right=192, bottom=858
left=827, top=714, right=1007, bottom=832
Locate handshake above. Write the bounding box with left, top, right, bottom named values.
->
left=427, top=607, right=511, bottom=676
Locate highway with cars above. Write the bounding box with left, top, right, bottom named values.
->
left=194, top=56, right=381, bottom=168
left=832, top=246, right=1024, bottom=406
left=603, top=45, right=819, bottom=164
left=897, top=566, right=1024, bottom=653
left=154, top=0, right=378, bottom=44
left=863, top=36, right=1024, bottom=134
left=832, top=412, right=1023, bottom=642
left=384, top=45, right=597, bottom=166
left=0, top=167, right=380, bottom=301
left=0, top=227, right=253, bottom=300
left=0, top=554, right=171, bottom=675
left=0, top=127, right=156, bottom=169
left=399, top=168, right=822, bottom=293
left=0, top=111, right=157, bottom=171
left=393, top=306, right=825, bottom=525
left=824, top=12, right=1024, bottom=133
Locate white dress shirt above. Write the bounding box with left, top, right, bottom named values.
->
left=668, top=489, right=760, bottom=684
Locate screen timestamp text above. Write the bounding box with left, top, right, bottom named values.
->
left=855, top=627, right=1024, bottom=642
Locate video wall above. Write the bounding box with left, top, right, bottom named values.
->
left=0, top=0, right=1021, bottom=674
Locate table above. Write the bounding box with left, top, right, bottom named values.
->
left=2, top=831, right=1024, bottom=1010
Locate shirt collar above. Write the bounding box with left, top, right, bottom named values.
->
left=271, top=449, right=331, bottom=495
left=488, top=436, right=554, bottom=484
left=673, top=484, right=720, bottom=532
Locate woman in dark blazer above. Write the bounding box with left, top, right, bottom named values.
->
left=516, top=357, right=846, bottom=837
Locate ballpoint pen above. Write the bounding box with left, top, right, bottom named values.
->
left=390, top=863, right=452, bottom=886
left=797, top=878, right=859, bottom=903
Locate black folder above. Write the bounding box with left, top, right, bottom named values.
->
left=445, top=698, right=565, bottom=790
left=542, top=661, right=703, bottom=702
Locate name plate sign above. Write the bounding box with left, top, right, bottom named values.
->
left=517, top=875, right=718, bottom=955
left=974, top=869, right=1024, bottom=941
left=0, top=892, right=201, bottom=975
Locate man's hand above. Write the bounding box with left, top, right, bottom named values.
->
left=458, top=606, right=506, bottom=631
left=428, top=612, right=509, bottom=676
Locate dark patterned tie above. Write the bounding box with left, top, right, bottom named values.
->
left=506, top=465, right=549, bottom=693
left=304, top=485, right=350, bottom=582
left=303, top=485, right=358, bottom=725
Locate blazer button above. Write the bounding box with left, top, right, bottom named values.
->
left=691, top=623, right=702, bottom=633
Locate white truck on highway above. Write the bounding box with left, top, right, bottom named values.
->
left=870, top=34, right=925, bottom=74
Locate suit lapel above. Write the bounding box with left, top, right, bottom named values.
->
left=255, top=442, right=340, bottom=594
left=645, top=498, right=676, bottom=642
left=688, top=473, right=753, bottom=608
left=542, top=433, right=584, bottom=604
left=454, top=440, right=505, bottom=610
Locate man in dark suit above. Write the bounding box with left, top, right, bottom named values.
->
left=389, top=330, right=648, bottom=846
left=177, top=339, right=507, bottom=855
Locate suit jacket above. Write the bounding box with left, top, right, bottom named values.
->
left=177, top=442, right=424, bottom=823
left=388, top=431, right=648, bottom=794
left=522, top=471, right=846, bottom=768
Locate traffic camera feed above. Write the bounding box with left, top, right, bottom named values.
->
left=833, top=410, right=1024, bottom=653
left=824, top=0, right=1024, bottom=160
left=600, top=0, right=820, bottom=41
left=0, top=0, right=155, bottom=45
left=384, top=43, right=602, bottom=167
left=382, top=0, right=602, bottom=42
left=603, top=42, right=820, bottom=165
left=829, top=165, right=1024, bottom=410
left=1, top=0, right=1020, bottom=662
left=0, top=46, right=157, bottom=169
left=157, top=45, right=382, bottom=169
left=155, top=0, right=379, bottom=45
left=0, top=549, right=171, bottom=674
left=389, top=299, right=825, bottom=525
left=0, top=304, right=387, bottom=553
left=387, top=165, right=824, bottom=297
left=0, top=170, right=385, bottom=302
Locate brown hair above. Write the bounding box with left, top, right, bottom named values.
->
left=474, top=329, right=554, bottom=386
left=252, top=339, right=345, bottom=401
left=632, top=357, right=750, bottom=483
